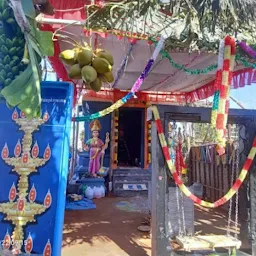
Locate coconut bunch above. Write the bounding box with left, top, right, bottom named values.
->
left=59, top=44, right=114, bottom=92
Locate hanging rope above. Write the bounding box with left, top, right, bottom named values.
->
left=151, top=105, right=256, bottom=208
left=227, top=139, right=239, bottom=237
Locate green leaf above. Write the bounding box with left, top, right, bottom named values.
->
left=27, top=39, right=42, bottom=115
left=21, top=0, right=36, bottom=19
left=25, top=17, right=53, bottom=57
left=36, top=30, right=54, bottom=56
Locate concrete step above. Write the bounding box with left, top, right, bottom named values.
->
left=113, top=171, right=151, bottom=176
left=114, top=188, right=148, bottom=197
left=113, top=167, right=150, bottom=172
left=114, top=180, right=150, bottom=184
left=113, top=175, right=151, bottom=182
left=114, top=181, right=149, bottom=190
left=112, top=169, right=151, bottom=197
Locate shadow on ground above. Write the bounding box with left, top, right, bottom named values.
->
left=62, top=197, right=250, bottom=256
left=62, top=196, right=151, bottom=256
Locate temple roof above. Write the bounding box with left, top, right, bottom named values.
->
left=40, top=0, right=256, bottom=98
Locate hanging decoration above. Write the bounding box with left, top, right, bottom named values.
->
left=59, top=42, right=115, bottom=92
left=146, top=54, right=200, bottom=91
left=147, top=121, right=152, bottom=164
left=149, top=38, right=218, bottom=75
left=80, top=66, right=255, bottom=116
left=211, top=40, right=224, bottom=126
left=151, top=105, right=256, bottom=208
left=113, top=110, right=119, bottom=166
left=237, top=40, right=256, bottom=59
left=235, top=54, right=256, bottom=69
left=73, top=37, right=256, bottom=123
left=0, top=0, right=54, bottom=118
left=40, top=24, right=77, bottom=106
left=74, top=36, right=165, bottom=122
left=151, top=38, right=256, bottom=77
left=112, top=43, right=135, bottom=88
left=211, top=36, right=236, bottom=155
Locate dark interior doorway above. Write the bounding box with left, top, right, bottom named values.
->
left=118, top=107, right=144, bottom=168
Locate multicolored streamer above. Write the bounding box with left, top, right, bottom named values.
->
left=211, top=36, right=236, bottom=155
left=151, top=105, right=256, bottom=208
left=74, top=36, right=166, bottom=122
left=73, top=36, right=254, bottom=124
left=211, top=40, right=224, bottom=126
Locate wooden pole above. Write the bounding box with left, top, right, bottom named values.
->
left=150, top=110, right=169, bottom=256
left=36, top=14, right=84, bottom=26
left=250, top=116, right=256, bottom=256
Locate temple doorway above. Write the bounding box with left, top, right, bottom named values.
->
left=118, top=107, right=145, bottom=168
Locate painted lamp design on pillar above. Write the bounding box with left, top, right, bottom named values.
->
left=0, top=109, right=52, bottom=255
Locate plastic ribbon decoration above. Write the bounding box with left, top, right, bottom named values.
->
left=74, top=36, right=165, bottom=122
left=151, top=105, right=256, bottom=208
left=237, top=40, right=256, bottom=59
left=150, top=37, right=218, bottom=75
left=112, top=43, right=135, bottom=88
left=211, top=36, right=236, bottom=155
left=211, top=40, right=224, bottom=126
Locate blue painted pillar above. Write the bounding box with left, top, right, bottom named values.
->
left=0, top=81, right=73, bottom=256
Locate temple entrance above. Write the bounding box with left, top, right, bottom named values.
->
left=118, top=107, right=145, bottom=168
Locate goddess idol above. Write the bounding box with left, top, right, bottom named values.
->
left=83, top=120, right=109, bottom=177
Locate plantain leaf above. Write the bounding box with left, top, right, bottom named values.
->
left=26, top=39, right=42, bottom=117
left=21, top=0, right=36, bottom=19
left=36, top=30, right=54, bottom=57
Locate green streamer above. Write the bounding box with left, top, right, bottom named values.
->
left=150, top=38, right=256, bottom=75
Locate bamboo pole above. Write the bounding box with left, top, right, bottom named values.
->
left=230, top=96, right=246, bottom=109
left=36, top=14, right=84, bottom=26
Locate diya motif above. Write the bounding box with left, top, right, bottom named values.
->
left=0, top=109, right=52, bottom=255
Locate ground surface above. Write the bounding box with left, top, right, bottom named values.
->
left=62, top=196, right=248, bottom=256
